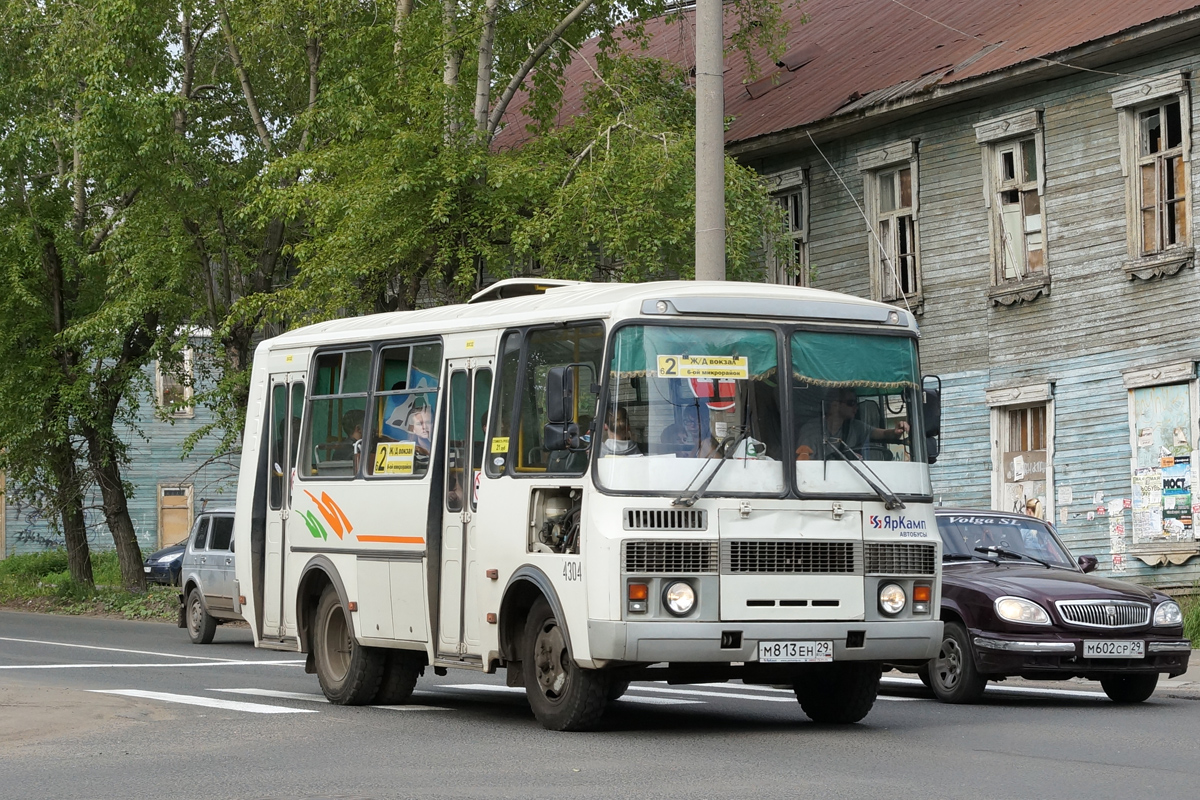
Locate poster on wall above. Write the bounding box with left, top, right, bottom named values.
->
left=1129, top=383, right=1196, bottom=544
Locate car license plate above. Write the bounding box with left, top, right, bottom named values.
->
left=758, top=640, right=834, bottom=663
left=1083, top=640, right=1144, bottom=658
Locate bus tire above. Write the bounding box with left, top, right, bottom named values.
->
left=373, top=649, right=422, bottom=705
left=313, top=586, right=384, bottom=705
left=794, top=662, right=881, bottom=724
left=607, top=680, right=631, bottom=702
left=522, top=598, right=608, bottom=731
left=186, top=588, right=216, bottom=645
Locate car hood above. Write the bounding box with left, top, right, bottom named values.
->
left=942, top=561, right=1164, bottom=603
left=145, top=544, right=185, bottom=562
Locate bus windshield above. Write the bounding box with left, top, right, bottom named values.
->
left=791, top=330, right=931, bottom=498
left=596, top=325, right=785, bottom=496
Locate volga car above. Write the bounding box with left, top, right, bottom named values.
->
left=176, top=508, right=242, bottom=644
left=923, top=509, right=1191, bottom=703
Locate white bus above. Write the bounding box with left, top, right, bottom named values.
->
left=232, top=280, right=943, bottom=730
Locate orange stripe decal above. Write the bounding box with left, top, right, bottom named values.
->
left=356, top=535, right=426, bottom=544
left=304, top=490, right=344, bottom=539
left=323, top=491, right=353, bottom=534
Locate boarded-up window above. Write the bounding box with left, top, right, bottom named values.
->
left=1000, top=404, right=1049, bottom=518
left=1129, top=383, right=1196, bottom=544
left=875, top=165, right=918, bottom=301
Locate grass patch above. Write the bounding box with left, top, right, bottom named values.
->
left=0, top=548, right=179, bottom=621
left=1182, top=592, right=1200, bottom=648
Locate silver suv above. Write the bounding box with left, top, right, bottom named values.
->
left=176, top=508, right=242, bottom=644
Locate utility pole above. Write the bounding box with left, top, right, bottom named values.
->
left=694, top=0, right=725, bottom=281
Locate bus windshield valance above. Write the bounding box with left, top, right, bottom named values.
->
left=791, top=332, right=919, bottom=391
left=609, top=326, right=777, bottom=378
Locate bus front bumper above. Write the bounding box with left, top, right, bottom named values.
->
left=586, top=619, right=942, bottom=665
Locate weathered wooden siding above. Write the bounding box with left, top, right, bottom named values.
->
left=747, top=37, right=1200, bottom=590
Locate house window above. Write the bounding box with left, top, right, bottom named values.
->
left=859, top=140, right=920, bottom=305
left=1122, top=361, right=1199, bottom=566
left=975, top=110, right=1048, bottom=302
left=767, top=169, right=809, bottom=286
left=986, top=383, right=1054, bottom=520
left=156, top=348, right=194, bottom=418
left=1112, top=72, right=1193, bottom=278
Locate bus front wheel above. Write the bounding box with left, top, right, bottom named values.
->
left=313, top=586, right=384, bottom=705
left=794, top=662, right=881, bottom=724
left=522, top=598, right=608, bottom=731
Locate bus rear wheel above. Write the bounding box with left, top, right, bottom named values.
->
left=313, top=586, right=384, bottom=705
left=794, top=662, right=881, bottom=724
left=522, top=598, right=608, bottom=731
left=373, top=649, right=423, bottom=704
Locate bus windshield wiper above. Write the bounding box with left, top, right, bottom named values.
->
left=823, top=437, right=905, bottom=510
left=672, top=428, right=750, bottom=508
left=974, top=545, right=1053, bottom=569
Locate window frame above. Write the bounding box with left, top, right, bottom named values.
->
left=1112, top=71, right=1194, bottom=279
left=766, top=168, right=810, bottom=287
left=156, top=347, right=194, bottom=418
left=859, top=140, right=922, bottom=309
left=985, top=383, right=1054, bottom=522
left=363, top=339, right=444, bottom=481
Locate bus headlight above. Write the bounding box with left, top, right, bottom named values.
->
left=663, top=581, right=696, bottom=616
left=879, top=583, right=906, bottom=615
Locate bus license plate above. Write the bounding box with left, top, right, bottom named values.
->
left=758, top=640, right=834, bottom=663
left=1083, top=640, right=1144, bottom=658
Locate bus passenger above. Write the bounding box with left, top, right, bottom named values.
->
left=601, top=407, right=642, bottom=457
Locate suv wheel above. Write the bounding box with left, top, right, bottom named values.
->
left=186, top=588, right=216, bottom=645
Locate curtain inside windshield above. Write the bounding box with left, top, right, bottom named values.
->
left=792, top=331, right=918, bottom=390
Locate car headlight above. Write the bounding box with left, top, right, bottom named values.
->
left=879, top=583, right=906, bottom=615
left=157, top=554, right=179, bottom=564
left=1154, top=600, right=1183, bottom=627
left=663, top=581, right=696, bottom=616
left=994, top=596, right=1050, bottom=625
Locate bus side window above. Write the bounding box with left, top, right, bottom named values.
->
left=515, top=323, right=604, bottom=475
left=304, top=349, right=369, bottom=478
left=365, top=341, right=442, bottom=478
left=485, top=331, right=522, bottom=478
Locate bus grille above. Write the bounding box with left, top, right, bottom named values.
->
left=722, top=541, right=858, bottom=574
left=623, top=541, right=719, bottom=574
left=624, top=508, right=708, bottom=531
left=1055, top=600, right=1150, bottom=628
left=864, top=543, right=937, bottom=575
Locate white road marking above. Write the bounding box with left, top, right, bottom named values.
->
left=0, top=636, right=252, bottom=662
left=433, top=683, right=702, bottom=706
left=881, top=675, right=1110, bottom=700
left=0, top=659, right=303, bottom=670
left=215, top=688, right=450, bottom=711
left=628, top=685, right=795, bottom=703
left=89, top=689, right=316, bottom=714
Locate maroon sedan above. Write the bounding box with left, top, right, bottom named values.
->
left=922, top=509, right=1191, bottom=703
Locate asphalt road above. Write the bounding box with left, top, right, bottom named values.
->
left=1, top=610, right=1198, bottom=800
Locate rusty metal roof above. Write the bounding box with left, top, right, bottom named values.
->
left=495, top=0, right=1200, bottom=150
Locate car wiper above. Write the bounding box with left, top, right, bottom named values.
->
left=943, top=553, right=988, bottom=562
left=823, top=437, right=905, bottom=510
left=672, top=428, right=750, bottom=508
left=974, top=545, right=1052, bottom=569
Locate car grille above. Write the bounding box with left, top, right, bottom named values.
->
left=623, top=508, right=708, bottom=531
left=1055, top=600, right=1151, bottom=628
left=722, top=540, right=858, bottom=574
left=864, top=542, right=937, bottom=575
left=623, top=540, right=719, bottom=574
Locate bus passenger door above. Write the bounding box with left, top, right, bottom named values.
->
left=264, top=374, right=305, bottom=638
left=438, top=359, right=492, bottom=660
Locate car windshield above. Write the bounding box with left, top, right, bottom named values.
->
left=595, top=324, right=784, bottom=495
left=791, top=330, right=931, bottom=498
left=937, top=513, right=1075, bottom=568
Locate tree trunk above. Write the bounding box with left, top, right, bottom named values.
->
left=83, top=426, right=146, bottom=591
left=51, top=442, right=94, bottom=589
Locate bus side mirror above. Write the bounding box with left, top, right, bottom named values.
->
left=543, top=422, right=579, bottom=452
left=922, top=376, right=941, bottom=466
left=546, top=366, right=574, bottom=425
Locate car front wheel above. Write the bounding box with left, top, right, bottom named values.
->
left=929, top=622, right=987, bottom=704
left=186, top=588, right=216, bottom=645
left=1100, top=673, right=1158, bottom=703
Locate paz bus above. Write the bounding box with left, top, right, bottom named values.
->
left=232, top=279, right=943, bottom=730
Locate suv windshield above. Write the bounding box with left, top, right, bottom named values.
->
left=595, top=325, right=784, bottom=495
left=937, top=513, right=1075, bottom=568
left=791, top=331, right=931, bottom=498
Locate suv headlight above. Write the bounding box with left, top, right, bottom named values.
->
left=994, top=596, right=1051, bottom=625
left=1154, top=600, right=1183, bottom=627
